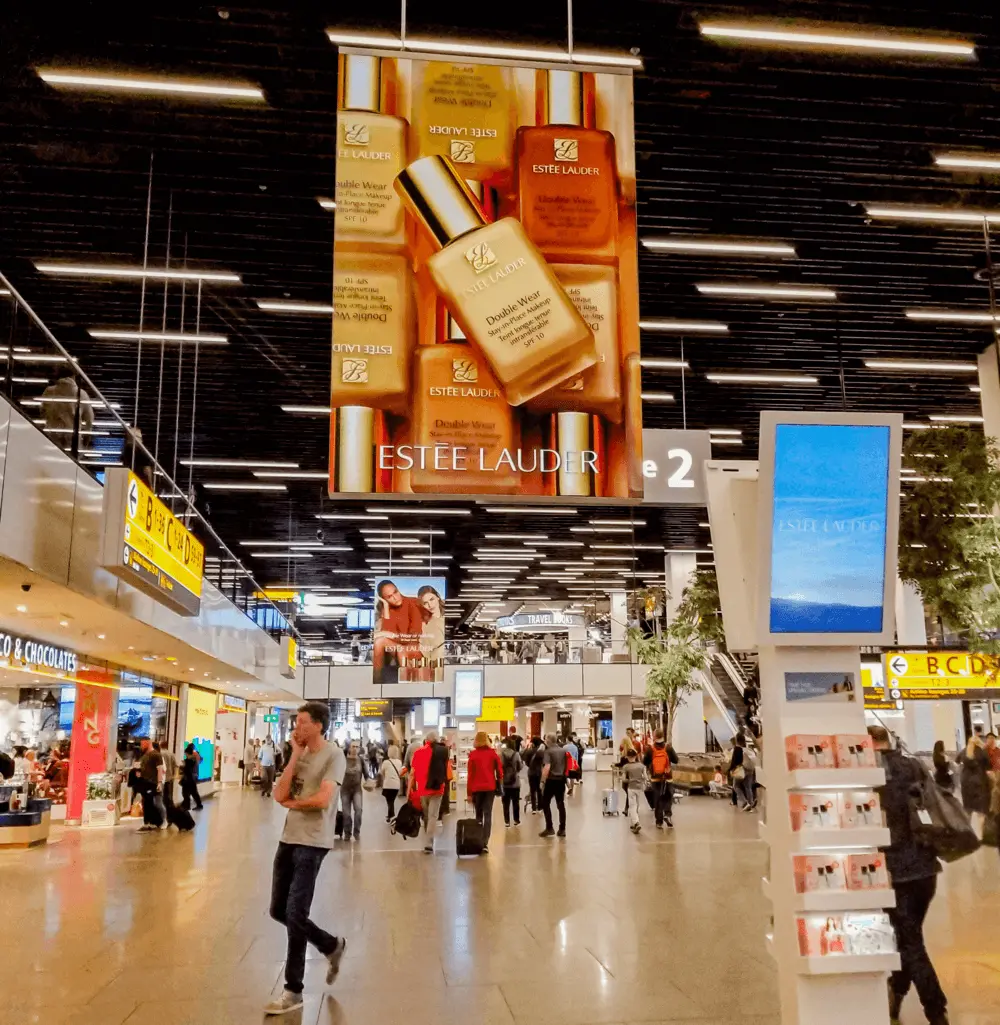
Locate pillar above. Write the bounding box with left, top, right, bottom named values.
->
left=665, top=552, right=697, bottom=627
left=978, top=343, right=1000, bottom=447
left=543, top=706, right=559, bottom=738
left=611, top=695, right=633, bottom=748
left=609, top=589, right=628, bottom=656
left=671, top=693, right=705, bottom=752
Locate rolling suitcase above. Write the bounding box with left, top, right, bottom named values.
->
left=602, top=789, right=621, bottom=816
left=390, top=801, right=422, bottom=839
left=335, top=810, right=344, bottom=838
left=456, top=817, right=485, bottom=856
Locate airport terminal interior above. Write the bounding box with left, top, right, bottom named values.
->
left=7, top=4, right=1000, bottom=1025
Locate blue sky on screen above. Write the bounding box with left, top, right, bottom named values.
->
left=771, top=424, right=889, bottom=609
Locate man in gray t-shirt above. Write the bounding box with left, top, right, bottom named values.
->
left=265, top=703, right=347, bottom=1016
left=539, top=734, right=569, bottom=839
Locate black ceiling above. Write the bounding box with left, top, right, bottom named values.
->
left=2, top=2, right=999, bottom=636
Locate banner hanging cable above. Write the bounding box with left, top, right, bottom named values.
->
left=155, top=190, right=173, bottom=464
left=134, top=152, right=154, bottom=469
left=983, top=217, right=1000, bottom=399
left=172, top=234, right=188, bottom=502
left=188, top=280, right=202, bottom=500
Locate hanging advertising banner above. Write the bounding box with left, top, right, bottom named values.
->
left=99, top=468, right=205, bottom=616
left=330, top=50, right=640, bottom=500
left=372, top=576, right=447, bottom=685
left=65, top=673, right=114, bottom=822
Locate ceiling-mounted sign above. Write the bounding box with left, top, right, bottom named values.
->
left=882, top=650, right=998, bottom=699
left=356, top=699, right=392, bottom=720
left=263, top=713, right=280, bottom=724
left=99, top=468, right=205, bottom=617
left=218, top=693, right=247, bottom=714
left=478, top=697, right=515, bottom=721
left=641, top=429, right=712, bottom=506
left=280, top=636, right=298, bottom=680
left=496, top=611, right=585, bottom=631
left=0, top=630, right=77, bottom=675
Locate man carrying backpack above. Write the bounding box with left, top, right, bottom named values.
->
left=643, top=729, right=678, bottom=829
left=500, top=737, right=522, bottom=827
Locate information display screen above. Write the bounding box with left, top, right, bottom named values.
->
left=454, top=669, right=484, bottom=718
left=769, top=424, right=890, bottom=635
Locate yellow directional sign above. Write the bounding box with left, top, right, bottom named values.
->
left=100, top=468, right=205, bottom=616
left=882, top=650, right=998, bottom=700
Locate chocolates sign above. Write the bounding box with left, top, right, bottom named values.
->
left=331, top=50, right=641, bottom=500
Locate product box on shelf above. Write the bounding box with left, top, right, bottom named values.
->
left=834, top=734, right=877, bottom=768
left=837, top=790, right=882, bottom=828
left=789, top=793, right=839, bottom=831
left=796, top=912, right=896, bottom=956
left=846, top=854, right=890, bottom=890
left=785, top=734, right=836, bottom=770
left=793, top=855, right=847, bottom=893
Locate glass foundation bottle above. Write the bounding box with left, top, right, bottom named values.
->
left=515, top=70, right=618, bottom=260
left=331, top=250, right=414, bottom=414
left=328, top=405, right=390, bottom=494
left=526, top=264, right=621, bottom=422
left=411, top=312, right=518, bottom=494
left=395, top=154, right=597, bottom=406
left=335, top=54, right=406, bottom=246
left=410, top=60, right=514, bottom=182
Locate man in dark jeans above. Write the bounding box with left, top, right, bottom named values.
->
left=643, top=728, right=678, bottom=829
left=539, top=733, right=567, bottom=838
left=869, top=726, right=948, bottom=1025
left=265, top=702, right=348, bottom=1016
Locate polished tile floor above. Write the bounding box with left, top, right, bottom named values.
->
left=2, top=780, right=997, bottom=1025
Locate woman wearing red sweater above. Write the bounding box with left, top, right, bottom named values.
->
left=466, top=732, right=503, bottom=853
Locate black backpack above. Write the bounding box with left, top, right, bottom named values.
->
left=501, top=748, right=519, bottom=787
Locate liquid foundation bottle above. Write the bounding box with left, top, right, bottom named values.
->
left=411, top=313, right=518, bottom=494
left=411, top=61, right=514, bottom=182
left=331, top=250, right=414, bottom=414
left=327, top=406, right=390, bottom=494
left=526, top=264, right=621, bottom=422
left=395, top=154, right=597, bottom=406
left=335, top=54, right=406, bottom=246
left=515, top=70, right=618, bottom=260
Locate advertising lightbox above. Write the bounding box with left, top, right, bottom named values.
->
left=185, top=686, right=216, bottom=783
left=454, top=669, right=484, bottom=718
left=757, top=412, right=901, bottom=646
left=330, top=50, right=641, bottom=500
left=372, top=576, right=447, bottom=685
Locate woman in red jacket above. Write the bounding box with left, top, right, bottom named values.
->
left=466, top=732, right=503, bottom=853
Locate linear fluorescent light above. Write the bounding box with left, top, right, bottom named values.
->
left=641, top=392, right=675, bottom=402
left=639, top=318, right=728, bottom=333
left=591, top=544, right=664, bottom=551
left=707, top=372, right=819, bottom=384
left=252, top=471, right=329, bottom=479
left=203, top=482, right=287, bottom=491
left=26, top=396, right=120, bottom=407
left=34, top=262, right=240, bottom=283
left=362, top=528, right=446, bottom=536
left=317, top=197, right=336, bottom=210
left=181, top=459, right=298, bottom=468
left=709, top=428, right=742, bottom=435
left=864, top=359, right=977, bottom=372
left=642, top=236, right=796, bottom=257
left=698, top=23, right=975, bottom=57
left=639, top=359, right=689, bottom=369
left=476, top=548, right=537, bottom=555
left=712, top=438, right=743, bottom=445
left=250, top=552, right=312, bottom=559
left=367, top=541, right=428, bottom=549
left=281, top=404, right=332, bottom=414
left=971, top=385, right=982, bottom=393
left=934, top=152, right=1000, bottom=171
left=460, top=564, right=529, bottom=570
left=865, top=205, right=1000, bottom=224
left=88, top=329, right=228, bottom=344
left=569, top=526, right=632, bottom=534
left=591, top=519, right=645, bottom=526
left=316, top=513, right=388, bottom=521
left=255, top=299, right=333, bottom=313
left=928, top=414, right=984, bottom=423
left=696, top=282, right=836, bottom=300
left=37, top=69, right=266, bottom=99
left=370, top=506, right=470, bottom=516
left=240, top=541, right=332, bottom=548
left=483, top=534, right=545, bottom=541
left=484, top=506, right=578, bottom=515
left=905, top=308, right=1000, bottom=324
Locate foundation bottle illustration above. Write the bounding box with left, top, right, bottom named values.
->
left=331, top=250, right=414, bottom=414
left=411, top=60, right=514, bottom=182
left=411, top=312, right=518, bottom=494
left=526, top=264, right=621, bottom=422
left=335, top=54, right=406, bottom=246
left=328, top=406, right=390, bottom=494
left=515, top=70, right=618, bottom=260
left=395, top=154, right=597, bottom=406
left=545, top=411, right=603, bottom=497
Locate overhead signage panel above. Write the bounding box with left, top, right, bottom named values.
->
left=641, top=429, right=711, bottom=506
left=372, top=576, right=446, bottom=685
left=99, top=468, right=205, bottom=617
left=357, top=699, right=393, bottom=720
left=882, top=650, right=999, bottom=700
left=496, top=611, right=584, bottom=630
left=0, top=630, right=77, bottom=675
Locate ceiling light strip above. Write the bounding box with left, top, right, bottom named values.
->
left=698, top=23, right=975, bottom=57
left=642, top=237, right=796, bottom=256
left=696, top=282, right=836, bottom=299
left=37, top=69, right=266, bottom=99
left=35, top=262, right=240, bottom=283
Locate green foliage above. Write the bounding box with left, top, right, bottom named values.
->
left=898, top=427, right=1000, bottom=649
left=671, top=569, right=726, bottom=647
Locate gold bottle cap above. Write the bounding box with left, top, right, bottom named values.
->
left=335, top=405, right=376, bottom=493
left=543, top=70, right=584, bottom=127
left=395, top=156, right=488, bottom=249
left=342, top=54, right=381, bottom=113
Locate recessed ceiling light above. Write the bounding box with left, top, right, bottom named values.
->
left=865, top=205, right=1000, bottom=224
left=88, top=329, right=228, bottom=344
left=707, top=372, right=820, bottom=384
left=36, top=68, right=266, bottom=99
left=34, top=262, right=240, bottom=283
left=697, top=22, right=975, bottom=57
left=255, top=300, right=333, bottom=313
left=639, top=318, right=728, bottom=333
left=864, top=359, right=977, bottom=372
left=281, top=405, right=332, bottom=414
left=181, top=459, right=298, bottom=468
left=696, top=282, right=836, bottom=300
left=642, top=236, right=796, bottom=256
left=641, top=392, right=675, bottom=402
left=203, top=482, right=287, bottom=491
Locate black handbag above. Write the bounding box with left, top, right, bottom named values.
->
left=909, top=758, right=981, bottom=862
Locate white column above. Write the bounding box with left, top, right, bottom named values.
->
left=978, top=343, right=1000, bottom=447
left=671, top=693, right=705, bottom=752
left=611, top=695, right=632, bottom=747
left=609, top=589, right=628, bottom=656
left=665, top=552, right=697, bottom=626
left=543, top=707, right=559, bottom=737
left=893, top=578, right=929, bottom=750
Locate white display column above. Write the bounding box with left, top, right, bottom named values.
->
left=665, top=552, right=697, bottom=627
left=672, top=693, right=706, bottom=752
left=978, top=342, right=1000, bottom=443
left=893, top=579, right=934, bottom=751
left=609, top=590, right=628, bottom=657
left=610, top=695, right=632, bottom=748
left=760, top=644, right=898, bottom=1025
left=543, top=707, right=559, bottom=737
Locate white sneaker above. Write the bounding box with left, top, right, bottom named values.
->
left=325, top=936, right=347, bottom=985
left=263, top=989, right=304, bottom=1015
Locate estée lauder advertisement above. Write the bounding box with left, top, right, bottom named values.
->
left=330, top=50, right=641, bottom=499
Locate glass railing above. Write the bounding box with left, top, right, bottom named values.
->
left=302, top=636, right=622, bottom=666
left=0, top=271, right=297, bottom=645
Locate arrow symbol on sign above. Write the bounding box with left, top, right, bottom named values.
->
left=889, top=655, right=908, bottom=676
